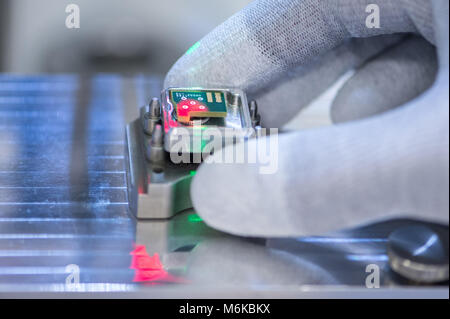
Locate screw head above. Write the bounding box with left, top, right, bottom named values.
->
left=388, top=224, right=449, bottom=283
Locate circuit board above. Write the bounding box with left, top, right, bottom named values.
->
left=170, top=90, right=228, bottom=124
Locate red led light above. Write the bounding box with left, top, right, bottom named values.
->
left=130, top=244, right=187, bottom=284
left=176, top=99, right=210, bottom=123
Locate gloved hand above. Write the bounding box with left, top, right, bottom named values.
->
left=164, top=0, right=449, bottom=237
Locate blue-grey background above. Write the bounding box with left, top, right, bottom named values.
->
left=0, top=0, right=251, bottom=73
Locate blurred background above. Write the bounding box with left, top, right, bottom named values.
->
left=0, top=0, right=332, bottom=129
left=0, top=0, right=251, bottom=74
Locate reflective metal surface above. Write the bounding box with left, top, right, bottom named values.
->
left=0, top=75, right=135, bottom=289
left=0, top=74, right=448, bottom=297
left=126, top=118, right=197, bottom=219
left=388, top=225, right=449, bottom=283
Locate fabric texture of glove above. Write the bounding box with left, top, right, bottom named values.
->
left=164, top=0, right=449, bottom=237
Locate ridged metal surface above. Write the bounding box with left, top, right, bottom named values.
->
left=0, top=75, right=135, bottom=287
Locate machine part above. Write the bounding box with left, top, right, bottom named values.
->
left=126, top=88, right=259, bottom=219
left=161, top=88, right=255, bottom=154
left=387, top=224, right=449, bottom=283
left=141, top=98, right=161, bottom=135
left=126, top=117, right=198, bottom=219
left=146, top=124, right=165, bottom=165
left=249, top=100, right=261, bottom=127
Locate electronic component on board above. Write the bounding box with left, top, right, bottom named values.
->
left=125, top=88, right=261, bottom=219
left=171, top=90, right=228, bottom=124
left=161, top=88, right=256, bottom=154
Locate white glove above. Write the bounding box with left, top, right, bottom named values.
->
left=164, top=0, right=449, bottom=237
